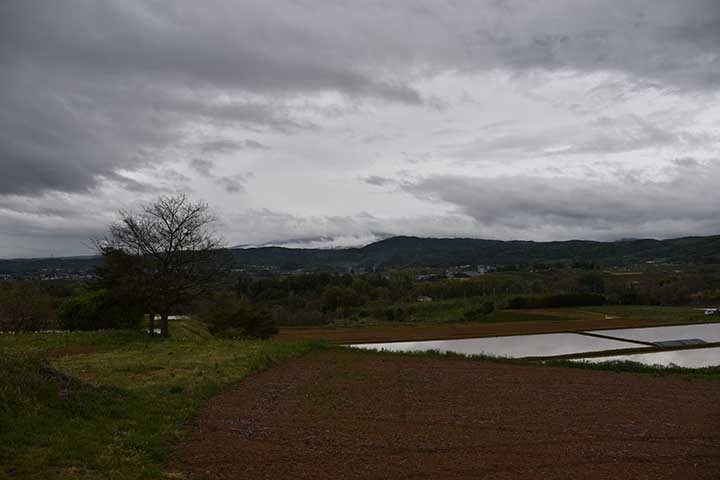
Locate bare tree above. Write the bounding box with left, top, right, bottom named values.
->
left=102, top=194, right=225, bottom=337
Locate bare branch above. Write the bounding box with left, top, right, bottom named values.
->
left=101, top=194, right=227, bottom=336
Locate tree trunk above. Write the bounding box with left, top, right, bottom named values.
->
left=160, top=312, right=169, bottom=338
left=148, top=313, right=155, bottom=336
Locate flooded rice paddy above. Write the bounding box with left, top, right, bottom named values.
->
left=351, top=333, right=635, bottom=358
left=350, top=322, right=720, bottom=368
left=574, top=347, right=720, bottom=369
left=588, top=323, right=720, bottom=344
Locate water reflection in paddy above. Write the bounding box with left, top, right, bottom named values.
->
left=575, top=347, right=720, bottom=369
left=350, top=333, right=636, bottom=358
left=589, top=323, right=720, bottom=344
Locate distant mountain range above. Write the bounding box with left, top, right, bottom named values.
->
left=228, top=235, right=720, bottom=269
left=5, top=234, right=717, bottom=276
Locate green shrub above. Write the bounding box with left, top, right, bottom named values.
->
left=617, top=291, right=661, bottom=305
left=506, top=293, right=605, bottom=309
left=274, top=308, right=328, bottom=327
left=57, top=290, right=143, bottom=331
left=384, top=307, right=407, bottom=322
left=464, top=301, right=495, bottom=321
left=507, top=296, right=530, bottom=309
left=204, top=301, right=278, bottom=339
left=0, top=282, right=53, bottom=331
left=322, top=286, right=365, bottom=312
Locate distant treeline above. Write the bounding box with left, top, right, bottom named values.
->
left=4, top=259, right=720, bottom=332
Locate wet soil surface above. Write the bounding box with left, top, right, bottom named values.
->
left=168, top=349, right=720, bottom=479
left=275, top=317, right=711, bottom=344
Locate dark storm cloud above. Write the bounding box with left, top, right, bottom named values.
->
left=3, top=0, right=720, bottom=197
left=104, top=172, right=157, bottom=194
left=363, top=176, right=394, bottom=187
left=217, top=174, right=247, bottom=193
left=244, top=140, right=270, bottom=150
left=672, top=157, right=701, bottom=168
left=0, top=1, right=422, bottom=103
left=0, top=0, right=419, bottom=197
left=0, top=64, right=299, bottom=195
left=188, top=158, right=250, bottom=193
left=199, top=139, right=270, bottom=154
left=403, top=160, right=720, bottom=239
left=189, top=159, right=214, bottom=177
left=484, top=1, right=720, bottom=92
left=0, top=194, right=112, bottom=258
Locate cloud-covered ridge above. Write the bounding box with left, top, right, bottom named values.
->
left=403, top=159, right=720, bottom=240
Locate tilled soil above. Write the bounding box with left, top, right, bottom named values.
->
left=168, top=349, right=720, bottom=479
left=275, top=317, right=709, bottom=344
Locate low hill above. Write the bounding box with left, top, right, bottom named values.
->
left=3, top=235, right=719, bottom=275
left=229, top=235, right=720, bottom=269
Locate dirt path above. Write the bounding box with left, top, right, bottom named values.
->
left=168, top=349, right=720, bottom=479
left=275, top=317, right=714, bottom=344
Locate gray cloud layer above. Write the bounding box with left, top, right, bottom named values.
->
left=2, top=1, right=720, bottom=255
left=3, top=0, right=720, bottom=194
left=403, top=159, right=720, bottom=240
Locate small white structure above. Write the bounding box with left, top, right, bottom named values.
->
left=417, top=296, right=433, bottom=303
left=704, top=308, right=719, bottom=316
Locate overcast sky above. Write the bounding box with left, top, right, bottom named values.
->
left=2, top=0, right=720, bottom=257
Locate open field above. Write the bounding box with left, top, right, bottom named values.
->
left=3, top=312, right=719, bottom=479
left=169, top=348, right=720, bottom=479
left=0, top=320, right=322, bottom=480
left=276, top=305, right=714, bottom=344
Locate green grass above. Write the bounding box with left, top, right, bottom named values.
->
left=346, top=346, right=720, bottom=380
left=0, top=320, right=324, bottom=480
left=340, top=300, right=715, bottom=328
left=578, top=305, right=707, bottom=323
left=346, top=345, right=529, bottom=365
left=545, top=358, right=720, bottom=380
left=0, top=329, right=143, bottom=356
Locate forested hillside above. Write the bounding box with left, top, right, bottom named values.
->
left=3, top=235, right=719, bottom=275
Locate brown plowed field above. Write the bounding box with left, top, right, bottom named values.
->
left=275, top=316, right=710, bottom=344
left=168, top=349, right=720, bottom=479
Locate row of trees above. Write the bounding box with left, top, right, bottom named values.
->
left=233, top=271, right=608, bottom=318
left=5, top=194, right=720, bottom=334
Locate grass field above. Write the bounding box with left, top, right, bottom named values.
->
left=578, top=305, right=706, bottom=321
left=278, top=304, right=717, bottom=343
left=2, top=307, right=716, bottom=479
left=0, top=320, right=323, bottom=480
left=341, top=299, right=709, bottom=327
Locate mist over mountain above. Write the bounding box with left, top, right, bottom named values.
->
left=233, top=233, right=392, bottom=250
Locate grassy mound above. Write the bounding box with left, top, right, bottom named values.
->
left=0, top=354, right=101, bottom=479
left=0, top=324, right=324, bottom=480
